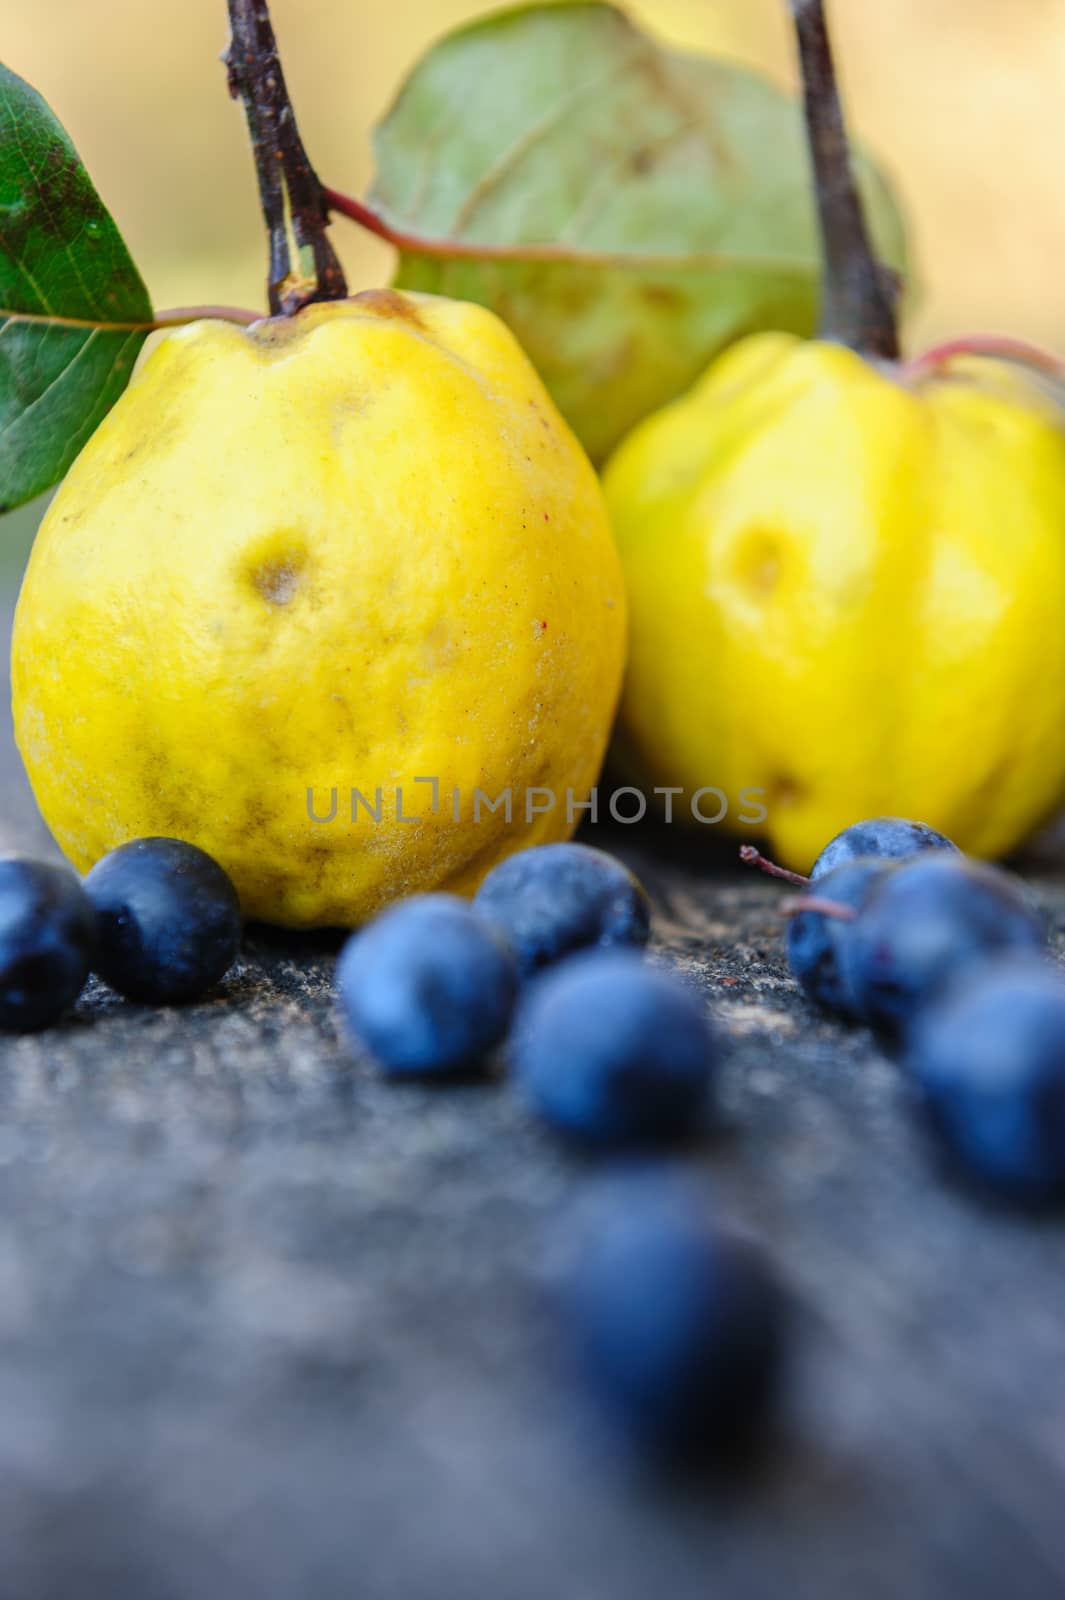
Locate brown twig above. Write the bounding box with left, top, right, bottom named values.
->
left=789, top=0, right=899, bottom=359
left=225, top=0, right=347, bottom=316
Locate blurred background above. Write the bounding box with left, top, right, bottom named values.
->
left=4, top=0, right=1065, bottom=555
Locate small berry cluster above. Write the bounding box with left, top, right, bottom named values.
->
left=777, top=818, right=1065, bottom=1207
left=336, top=842, right=785, bottom=1468
left=0, top=838, right=242, bottom=1029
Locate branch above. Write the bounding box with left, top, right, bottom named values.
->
left=789, top=0, right=899, bottom=359
left=225, top=0, right=347, bottom=316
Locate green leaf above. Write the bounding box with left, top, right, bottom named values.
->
left=0, top=65, right=152, bottom=512
left=370, top=1, right=908, bottom=464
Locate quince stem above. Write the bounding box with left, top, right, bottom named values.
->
left=225, top=0, right=348, bottom=316
left=789, top=0, right=899, bottom=361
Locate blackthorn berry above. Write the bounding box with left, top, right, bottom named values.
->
left=0, top=858, right=96, bottom=1031
left=908, top=957, right=1065, bottom=1206
left=786, top=858, right=893, bottom=1018
left=839, top=854, right=1045, bottom=1037
left=85, top=837, right=241, bottom=1004
left=475, top=842, right=650, bottom=978
left=812, top=817, right=957, bottom=880
left=564, top=1173, right=787, bottom=1463
left=512, top=950, right=716, bottom=1146
left=336, top=893, right=518, bottom=1076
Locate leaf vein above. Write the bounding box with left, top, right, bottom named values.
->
left=0, top=326, right=99, bottom=444
left=447, top=39, right=651, bottom=237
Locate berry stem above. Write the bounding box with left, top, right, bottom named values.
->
left=781, top=895, right=857, bottom=921
left=225, top=0, right=348, bottom=317
left=739, top=845, right=811, bottom=888
left=789, top=0, right=899, bottom=360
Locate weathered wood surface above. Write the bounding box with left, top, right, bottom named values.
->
left=2, top=602, right=1065, bottom=1600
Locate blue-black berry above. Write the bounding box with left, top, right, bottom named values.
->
left=0, top=858, right=96, bottom=1031
left=839, top=854, right=1045, bottom=1037
left=811, top=817, right=957, bottom=880
left=512, top=950, right=716, bottom=1146
left=786, top=858, right=893, bottom=1018
left=474, top=842, right=650, bottom=978
left=336, top=893, right=518, bottom=1077
left=908, top=957, right=1065, bottom=1206
left=563, top=1174, right=787, bottom=1464
left=84, top=837, right=241, bottom=1004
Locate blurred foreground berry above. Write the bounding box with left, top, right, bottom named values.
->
left=838, top=855, right=1045, bottom=1037
left=512, top=951, right=716, bottom=1146
left=562, top=1174, right=787, bottom=1465
left=0, top=859, right=96, bottom=1031
left=337, top=894, right=518, bottom=1077
left=908, top=957, right=1065, bottom=1206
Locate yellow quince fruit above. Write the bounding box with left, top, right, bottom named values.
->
left=12, top=291, right=626, bottom=926
left=604, top=333, right=1065, bottom=870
